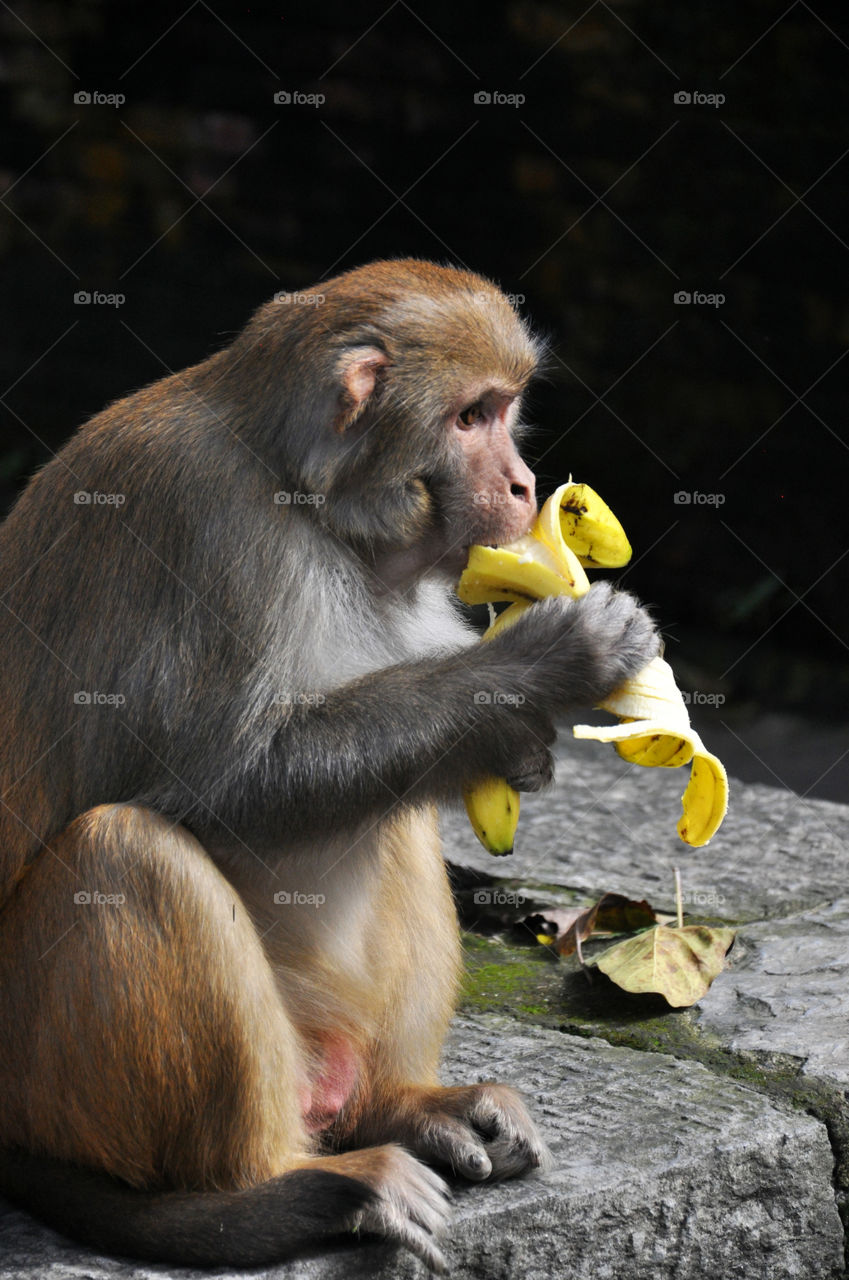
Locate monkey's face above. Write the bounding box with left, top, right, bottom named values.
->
left=418, top=385, right=538, bottom=578
left=236, top=261, right=543, bottom=588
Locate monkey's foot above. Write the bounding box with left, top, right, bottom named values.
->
left=348, top=1145, right=451, bottom=1273
left=365, top=1082, right=552, bottom=1183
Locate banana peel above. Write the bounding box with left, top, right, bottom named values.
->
left=573, top=655, right=728, bottom=847
left=459, top=480, right=728, bottom=853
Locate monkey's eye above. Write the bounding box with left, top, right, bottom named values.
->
left=458, top=402, right=485, bottom=428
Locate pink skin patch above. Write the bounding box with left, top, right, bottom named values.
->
left=301, top=1036, right=359, bottom=1133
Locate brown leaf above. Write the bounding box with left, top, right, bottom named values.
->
left=556, top=892, right=659, bottom=959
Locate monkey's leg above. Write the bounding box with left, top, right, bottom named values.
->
left=0, top=803, right=449, bottom=1269
left=333, top=808, right=551, bottom=1183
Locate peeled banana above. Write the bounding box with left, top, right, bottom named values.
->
left=461, top=481, right=627, bottom=854
left=459, top=479, right=728, bottom=853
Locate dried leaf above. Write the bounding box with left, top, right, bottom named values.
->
left=593, top=924, right=735, bottom=1007
left=556, top=892, right=659, bottom=958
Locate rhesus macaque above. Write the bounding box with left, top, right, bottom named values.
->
left=0, top=260, right=657, bottom=1271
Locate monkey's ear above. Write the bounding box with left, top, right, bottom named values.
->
left=335, top=346, right=389, bottom=433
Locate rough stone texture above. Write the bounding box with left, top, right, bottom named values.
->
left=698, top=898, right=849, bottom=1086
left=0, top=1017, right=842, bottom=1280
left=441, top=732, right=849, bottom=923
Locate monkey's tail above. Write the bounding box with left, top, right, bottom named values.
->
left=0, top=1147, right=371, bottom=1267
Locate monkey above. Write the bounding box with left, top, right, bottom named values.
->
left=0, top=259, right=658, bottom=1272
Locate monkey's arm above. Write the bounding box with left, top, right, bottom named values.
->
left=176, top=585, right=657, bottom=843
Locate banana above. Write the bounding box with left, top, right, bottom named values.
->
left=459, top=480, right=728, bottom=852
left=552, top=480, right=632, bottom=568
left=572, top=655, right=728, bottom=847
left=463, top=774, right=520, bottom=857
left=459, top=483, right=598, bottom=854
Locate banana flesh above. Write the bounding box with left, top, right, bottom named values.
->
left=458, top=479, right=728, bottom=853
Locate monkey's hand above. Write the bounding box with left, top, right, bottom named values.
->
left=485, top=581, right=660, bottom=715
left=356, top=1083, right=552, bottom=1186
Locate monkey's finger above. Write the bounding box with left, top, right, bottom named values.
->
left=353, top=1149, right=451, bottom=1273
left=479, top=1132, right=550, bottom=1181
left=505, top=748, right=554, bottom=793
left=413, top=1117, right=494, bottom=1182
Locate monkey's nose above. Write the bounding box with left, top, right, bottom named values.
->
left=508, top=456, right=536, bottom=513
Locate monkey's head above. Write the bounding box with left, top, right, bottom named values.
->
left=225, top=260, right=543, bottom=586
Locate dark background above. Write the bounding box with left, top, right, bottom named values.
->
left=1, top=1, right=847, bottom=796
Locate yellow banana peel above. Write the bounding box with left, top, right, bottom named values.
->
left=459, top=480, right=728, bottom=853
left=573, top=655, right=729, bottom=847
left=462, top=773, right=520, bottom=857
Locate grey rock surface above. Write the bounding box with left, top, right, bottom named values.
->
left=698, top=897, right=849, bottom=1085
left=0, top=1018, right=842, bottom=1279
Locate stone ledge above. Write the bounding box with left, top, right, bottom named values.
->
left=4, top=745, right=849, bottom=1278
left=0, top=1016, right=842, bottom=1279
